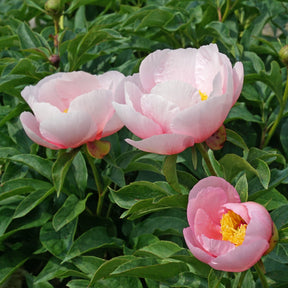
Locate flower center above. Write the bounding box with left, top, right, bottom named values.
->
left=199, top=90, right=208, bottom=101
left=220, top=210, right=247, bottom=246
left=63, top=108, right=68, bottom=113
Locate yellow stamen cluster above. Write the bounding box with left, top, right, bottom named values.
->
left=220, top=210, right=247, bottom=246
left=63, top=108, right=68, bottom=113
left=199, top=90, right=208, bottom=101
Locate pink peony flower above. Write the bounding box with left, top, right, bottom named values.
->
left=20, top=71, right=125, bottom=149
left=113, top=44, right=244, bottom=155
left=183, top=176, right=274, bottom=272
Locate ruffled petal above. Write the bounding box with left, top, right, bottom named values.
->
left=20, top=112, right=61, bottom=149
left=232, top=62, right=244, bottom=104
left=200, top=234, right=235, bottom=257
left=188, top=176, right=240, bottom=203
left=183, top=227, right=214, bottom=264
left=139, top=49, right=171, bottom=91
left=69, top=90, right=114, bottom=137
left=150, top=81, right=200, bottom=109
left=96, top=70, right=125, bottom=92
left=33, top=103, right=98, bottom=148
left=125, top=133, right=194, bottom=155
left=113, top=103, right=163, bottom=139
left=187, top=186, right=233, bottom=228
left=243, top=202, right=273, bottom=241
left=171, top=93, right=232, bottom=143
left=101, top=113, right=124, bottom=138
left=209, top=236, right=269, bottom=272
left=194, top=208, right=222, bottom=240
left=141, top=93, right=180, bottom=133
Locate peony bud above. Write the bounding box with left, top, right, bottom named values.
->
left=279, top=45, right=288, bottom=67
left=45, top=0, right=64, bottom=17
left=48, top=54, right=60, bottom=68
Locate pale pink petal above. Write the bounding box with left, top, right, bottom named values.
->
left=96, top=70, right=125, bottom=92
left=243, top=202, right=273, bottom=241
left=223, top=203, right=250, bottom=224
left=194, top=208, right=222, bottom=240
left=33, top=103, right=97, bottom=148
left=141, top=94, right=179, bottom=133
left=20, top=112, right=60, bottom=149
left=210, top=236, right=269, bottom=272
left=200, top=234, right=235, bottom=257
left=35, top=72, right=101, bottom=111
left=183, top=227, right=214, bottom=264
left=139, top=49, right=171, bottom=91
left=171, top=93, right=232, bottom=143
left=150, top=81, right=200, bottom=109
left=124, top=80, right=145, bottom=113
left=113, top=103, right=163, bottom=138
left=187, top=186, right=232, bottom=227
left=101, top=113, right=124, bottom=138
left=69, top=90, right=114, bottom=137
left=125, top=134, right=194, bottom=155
left=194, top=44, right=226, bottom=96
left=188, top=176, right=240, bottom=203
left=232, top=62, right=244, bottom=104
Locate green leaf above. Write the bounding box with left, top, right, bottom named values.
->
left=35, top=257, right=86, bottom=284
left=13, top=188, right=55, bottom=218
left=72, top=256, right=105, bottom=276
left=121, top=194, right=188, bottom=220
left=0, top=250, right=29, bottom=285
left=220, top=154, right=269, bottom=188
left=134, top=240, right=183, bottom=258
left=110, top=181, right=169, bottom=209
left=0, top=207, right=14, bottom=236
left=89, top=256, right=135, bottom=285
left=52, top=149, right=80, bottom=196
left=63, top=226, right=123, bottom=262
left=235, top=173, right=248, bottom=202
left=250, top=188, right=288, bottom=210
left=9, top=154, right=53, bottom=180
left=110, top=258, right=189, bottom=281
left=17, top=22, right=42, bottom=49
left=226, top=103, right=262, bottom=123
left=40, top=220, right=77, bottom=260
left=226, top=129, right=249, bottom=152
left=208, top=269, right=225, bottom=288
left=52, top=193, right=91, bottom=231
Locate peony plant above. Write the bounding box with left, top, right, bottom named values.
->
left=20, top=70, right=125, bottom=149
left=113, top=44, right=244, bottom=155
left=183, top=176, right=277, bottom=272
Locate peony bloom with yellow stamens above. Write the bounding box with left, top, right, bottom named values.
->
left=20, top=71, right=125, bottom=149
left=183, top=176, right=276, bottom=272
left=113, top=44, right=243, bottom=155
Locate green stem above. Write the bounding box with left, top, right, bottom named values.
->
left=162, top=154, right=181, bottom=193
left=221, top=0, right=231, bottom=22
left=85, top=151, right=104, bottom=216
left=195, top=143, right=217, bottom=176
left=263, top=71, right=288, bottom=147
left=254, top=261, right=268, bottom=288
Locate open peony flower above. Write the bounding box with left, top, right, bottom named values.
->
left=20, top=71, right=125, bottom=149
left=113, top=43, right=244, bottom=155
left=183, top=176, right=275, bottom=272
